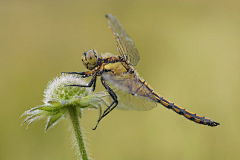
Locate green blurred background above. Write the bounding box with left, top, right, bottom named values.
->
left=1, top=0, right=240, bottom=160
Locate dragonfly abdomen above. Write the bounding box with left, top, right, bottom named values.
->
left=136, top=79, right=219, bottom=127
left=153, top=93, right=220, bottom=127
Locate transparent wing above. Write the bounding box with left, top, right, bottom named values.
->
left=114, top=89, right=157, bottom=111
left=106, top=14, right=140, bottom=66
left=102, top=72, right=158, bottom=111
left=102, top=72, right=159, bottom=102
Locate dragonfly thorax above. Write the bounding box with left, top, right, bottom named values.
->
left=82, top=50, right=99, bottom=70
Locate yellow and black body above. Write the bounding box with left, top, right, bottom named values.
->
left=62, top=14, right=219, bottom=129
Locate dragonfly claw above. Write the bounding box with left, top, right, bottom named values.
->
left=92, top=121, right=100, bottom=130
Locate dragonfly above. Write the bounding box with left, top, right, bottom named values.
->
left=62, top=14, right=220, bottom=130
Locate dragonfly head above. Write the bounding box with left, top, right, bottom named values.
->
left=82, top=50, right=99, bottom=70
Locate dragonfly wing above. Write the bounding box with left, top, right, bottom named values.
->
left=114, top=89, right=157, bottom=111
left=102, top=72, right=157, bottom=111
left=106, top=14, right=140, bottom=66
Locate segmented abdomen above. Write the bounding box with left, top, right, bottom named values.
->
left=155, top=95, right=220, bottom=127
left=135, top=79, right=219, bottom=127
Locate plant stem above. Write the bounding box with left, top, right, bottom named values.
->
left=68, top=105, right=88, bottom=160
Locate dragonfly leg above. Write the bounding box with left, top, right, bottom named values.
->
left=100, top=77, right=118, bottom=115
left=62, top=71, right=83, bottom=75
left=62, top=70, right=94, bottom=78
left=66, top=73, right=97, bottom=91
left=92, top=77, right=118, bottom=130
left=92, top=77, right=97, bottom=91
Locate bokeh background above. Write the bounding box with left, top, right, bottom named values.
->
left=1, top=0, right=240, bottom=160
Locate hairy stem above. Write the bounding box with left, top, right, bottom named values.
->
left=68, top=105, right=88, bottom=160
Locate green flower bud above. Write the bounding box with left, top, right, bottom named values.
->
left=21, top=74, right=108, bottom=131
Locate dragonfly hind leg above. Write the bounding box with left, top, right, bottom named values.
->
left=93, top=77, right=118, bottom=130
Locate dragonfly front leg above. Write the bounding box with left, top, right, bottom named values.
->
left=62, top=70, right=94, bottom=78
left=66, top=73, right=97, bottom=91
left=92, top=77, right=118, bottom=130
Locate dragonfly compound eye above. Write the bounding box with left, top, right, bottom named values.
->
left=82, top=50, right=98, bottom=70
